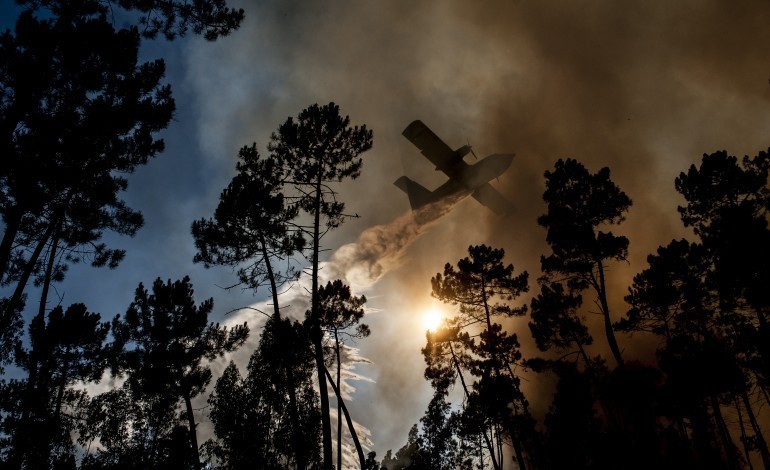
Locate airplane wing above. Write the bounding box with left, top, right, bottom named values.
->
left=472, top=183, right=514, bottom=216
left=402, top=120, right=457, bottom=173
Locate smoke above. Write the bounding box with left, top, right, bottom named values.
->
left=208, top=195, right=466, bottom=465
left=324, top=193, right=467, bottom=291
left=184, top=0, right=770, bottom=458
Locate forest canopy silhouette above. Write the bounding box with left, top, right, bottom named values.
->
left=2, top=1, right=770, bottom=469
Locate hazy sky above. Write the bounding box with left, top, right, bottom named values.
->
left=12, top=0, right=770, bottom=464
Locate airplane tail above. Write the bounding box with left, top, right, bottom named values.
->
left=394, top=176, right=434, bottom=210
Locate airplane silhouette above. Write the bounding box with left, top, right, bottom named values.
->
left=394, top=120, right=515, bottom=216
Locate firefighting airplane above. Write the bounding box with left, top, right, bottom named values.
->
left=394, top=120, right=515, bottom=216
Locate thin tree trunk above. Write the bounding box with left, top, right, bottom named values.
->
left=53, top=355, right=68, bottom=426
left=324, top=366, right=365, bottom=469
left=9, top=229, right=61, bottom=470
left=449, top=342, right=500, bottom=470
left=38, top=230, right=59, bottom=466
left=734, top=395, right=755, bottom=470
left=596, top=260, right=625, bottom=368
left=0, top=220, right=56, bottom=338
left=711, top=394, right=740, bottom=470
left=481, top=277, right=526, bottom=470
left=259, top=236, right=306, bottom=469
left=311, top=164, right=333, bottom=470
left=37, top=226, right=59, bottom=320
left=0, top=208, right=21, bottom=281
left=336, top=330, right=343, bottom=470
left=741, top=390, right=770, bottom=469
left=183, top=392, right=201, bottom=470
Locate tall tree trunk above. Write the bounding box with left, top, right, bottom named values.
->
left=596, top=260, right=625, bottom=368
left=324, top=366, right=365, bottom=469
left=741, top=390, right=770, bottom=469
left=53, top=355, right=68, bottom=428
left=0, top=220, right=57, bottom=337
left=0, top=207, right=21, bottom=281
left=311, top=164, right=333, bottom=469
left=335, top=330, right=343, bottom=470
left=9, top=229, right=60, bottom=470
left=711, top=394, right=740, bottom=470
left=183, top=392, right=201, bottom=470
left=260, top=236, right=306, bottom=469
left=734, top=395, right=756, bottom=470
left=481, top=278, right=527, bottom=470
left=449, top=342, right=500, bottom=470
left=38, top=230, right=59, bottom=466
left=37, top=225, right=59, bottom=320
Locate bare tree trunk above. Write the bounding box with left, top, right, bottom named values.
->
left=37, top=226, right=59, bottom=320
left=0, top=208, right=21, bottom=281
left=260, top=237, right=306, bottom=469
left=481, top=277, right=526, bottom=470
left=183, top=392, right=201, bottom=470
left=734, top=395, right=756, bottom=470
left=449, top=342, right=500, bottom=470
left=0, top=220, right=57, bottom=338
left=596, top=260, right=625, bottom=369
left=335, top=330, right=343, bottom=470
left=741, top=390, right=770, bottom=469
left=311, top=165, right=333, bottom=469
left=711, top=395, right=740, bottom=470
left=324, top=366, right=365, bottom=469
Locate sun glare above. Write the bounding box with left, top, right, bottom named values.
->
left=422, top=308, right=444, bottom=332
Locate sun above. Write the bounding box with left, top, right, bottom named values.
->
left=422, top=308, right=444, bottom=332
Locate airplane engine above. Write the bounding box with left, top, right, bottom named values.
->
left=455, top=145, right=472, bottom=158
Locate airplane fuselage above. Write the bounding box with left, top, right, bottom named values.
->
left=396, top=120, right=516, bottom=215
left=459, top=153, right=514, bottom=189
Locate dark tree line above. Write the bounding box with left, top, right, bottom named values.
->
left=192, top=102, right=374, bottom=470
left=2, top=2, right=770, bottom=468
left=0, top=1, right=253, bottom=468
left=383, top=151, right=770, bottom=470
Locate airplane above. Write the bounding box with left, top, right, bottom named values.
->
left=394, top=120, right=515, bottom=216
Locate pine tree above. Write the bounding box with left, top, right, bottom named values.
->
left=111, top=277, right=248, bottom=469
left=269, top=102, right=372, bottom=468
left=6, top=303, right=109, bottom=468
left=536, top=158, right=631, bottom=368
left=316, top=280, right=369, bottom=469
left=430, top=244, right=531, bottom=469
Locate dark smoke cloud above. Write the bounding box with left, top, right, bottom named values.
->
left=185, top=0, right=770, bottom=458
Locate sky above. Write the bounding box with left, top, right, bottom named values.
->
left=7, top=0, right=770, bottom=465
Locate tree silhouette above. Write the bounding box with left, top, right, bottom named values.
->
left=5, top=303, right=109, bottom=469
left=0, top=5, right=174, bottom=348
left=619, top=149, right=770, bottom=468
left=192, top=143, right=305, bottom=309
left=380, top=393, right=461, bottom=470
left=422, top=325, right=499, bottom=469
left=529, top=281, right=594, bottom=367
left=676, top=150, right=770, bottom=391
left=536, top=158, right=631, bottom=368
left=111, top=277, right=248, bottom=469
left=269, top=102, right=372, bottom=468
left=540, top=362, right=607, bottom=470
left=17, top=0, right=244, bottom=41
left=192, top=142, right=317, bottom=467
left=205, top=315, right=321, bottom=469
left=79, top=382, right=195, bottom=469
left=0, top=0, right=245, bottom=366
left=316, top=279, right=369, bottom=469
left=430, top=244, right=531, bottom=470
